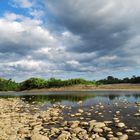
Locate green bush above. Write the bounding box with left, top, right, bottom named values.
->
left=20, top=77, right=48, bottom=90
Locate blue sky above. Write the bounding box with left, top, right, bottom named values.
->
left=0, top=0, right=30, bottom=16
left=0, top=0, right=140, bottom=81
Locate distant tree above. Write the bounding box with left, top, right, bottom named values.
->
left=20, top=77, right=48, bottom=90
left=0, top=78, right=19, bottom=91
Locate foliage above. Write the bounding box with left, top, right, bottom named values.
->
left=97, top=75, right=140, bottom=84
left=20, top=77, right=48, bottom=90
left=47, top=78, right=95, bottom=88
left=0, top=78, right=19, bottom=91
left=0, top=75, right=140, bottom=91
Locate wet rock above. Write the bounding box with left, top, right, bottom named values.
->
left=116, top=111, right=120, bottom=114
left=78, top=109, right=84, bottom=113
left=134, top=132, right=140, bottom=136
left=77, top=101, right=83, bottom=104
left=125, top=129, right=134, bottom=133
left=134, top=113, right=140, bottom=117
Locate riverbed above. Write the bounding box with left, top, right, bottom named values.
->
left=0, top=91, right=140, bottom=140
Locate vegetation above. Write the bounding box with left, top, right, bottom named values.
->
left=20, top=77, right=95, bottom=90
left=0, top=78, right=19, bottom=91
left=97, top=75, right=140, bottom=84
left=20, top=78, right=48, bottom=90
left=0, top=75, right=140, bottom=91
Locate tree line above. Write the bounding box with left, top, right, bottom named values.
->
left=20, top=78, right=95, bottom=90
left=97, top=76, right=140, bottom=84
left=0, top=76, right=140, bottom=91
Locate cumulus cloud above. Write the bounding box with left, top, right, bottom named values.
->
left=0, top=0, right=140, bottom=80
left=0, top=12, right=57, bottom=54
left=0, top=12, right=88, bottom=80
left=44, top=0, right=140, bottom=69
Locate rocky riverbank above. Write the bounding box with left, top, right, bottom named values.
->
left=0, top=98, right=140, bottom=140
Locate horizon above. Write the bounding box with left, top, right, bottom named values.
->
left=1, top=75, right=140, bottom=83
left=0, top=0, right=140, bottom=81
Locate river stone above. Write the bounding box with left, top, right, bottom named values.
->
left=134, top=113, right=140, bottom=117
left=51, top=127, right=60, bottom=134
left=31, top=134, right=49, bottom=140
left=95, top=122, right=105, bottom=128
left=78, top=132, right=88, bottom=139
left=71, top=136, right=79, bottom=140
left=116, top=132, right=123, bottom=136
left=57, top=134, right=69, bottom=140
left=70, top=121, right=80, bottom=128
left=80, top=121, right=88, bottom=126
left=57, top=131, right=70, bottom=140
left=89, top=121, right=105, bottom=130
left=119, top=134, right=128, bottom=140
left=78, top=109, right=84, bottom=113
left=110, top=137, right=119, bottom=140
left=107, top=134, right=114, bottom=138
left=91, top=134, right=99, bottom=139
left=104, top=121, right=112, bottom=124
left=134, top=132, right=140, bottom=135
left=95, top=137, right=106, bottom=140
left=72, top=127, right=86, bottom=134
left=116, top=123, right=125, bottom=128
left=125, top=129, right=134, bottom=133
left=103, top=127, right=112, bottom=131
left=93, top=128, right=103, bottom=133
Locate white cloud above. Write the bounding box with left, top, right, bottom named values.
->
left=0, top=12, right=57, bottom=53
left=1, top=0, right=140, bottom=80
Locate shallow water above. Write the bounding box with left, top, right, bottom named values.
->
left=0, top=91, right=140, bottom=139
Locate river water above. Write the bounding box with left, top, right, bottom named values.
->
left=0, top=91, right=140, bottom=139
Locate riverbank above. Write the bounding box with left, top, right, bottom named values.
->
left=0, top=97, right=140, bottom=140
left=23, top=84, right=140, bottom=92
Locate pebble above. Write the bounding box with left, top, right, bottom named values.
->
left=119, top=134, right=128, bottom=140
left=116, top=122, right=125, bottom=128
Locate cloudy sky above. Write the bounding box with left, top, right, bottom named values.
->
left=0, top=0, right=140, bottom=81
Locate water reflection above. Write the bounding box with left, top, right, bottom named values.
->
left=0, top=91, right=140, bottom=103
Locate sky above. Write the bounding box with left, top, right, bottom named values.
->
left=0, top=0, right=140, bottom=81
